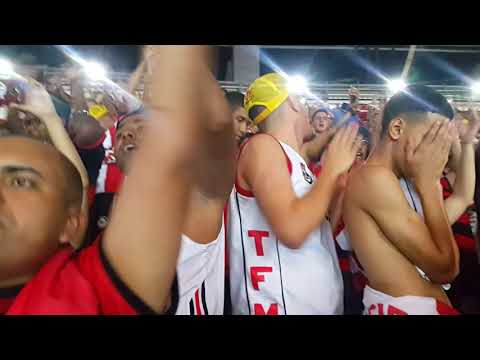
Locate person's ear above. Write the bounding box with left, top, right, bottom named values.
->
left=59, top=208, right=87, bottom=250
left=388, top=117, right=406, bottom=141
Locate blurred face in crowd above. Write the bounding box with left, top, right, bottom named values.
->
left=114, top=114, right=146, bottom=174
left=67, top=112, right=105, bottom=148
left=311, top=111, right=332, bottom=134
left=0, top=137, right=80, bottom=287
left=232, top=106, right=249, bottom=145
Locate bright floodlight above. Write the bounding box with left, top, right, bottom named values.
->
left=287, top=75, right=308, bottom=94
left=0, top=58, right=14, bottom=77
left=84, top=61, right=106, bottom=81
left=471, top=82, right=480, bottom=94
left=387, top=78, right=407, bottom=94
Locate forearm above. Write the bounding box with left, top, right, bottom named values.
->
left=128, top=60, right=147, bottom=94
left=416, top=179, right=460, bottom=277
left=451, top=143, right=475, bottom=204
left=70, top=78, right=87, bottom=111
left=42, top=114, right=89, bottom=188
left=305, top=132, right=332, bottom=163
left=281, top=171, right=339, bottom=248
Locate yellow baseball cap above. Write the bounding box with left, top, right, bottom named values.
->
left=244, top=73, right=289, bottom=125
left=89, top=104, right=109, bottom=120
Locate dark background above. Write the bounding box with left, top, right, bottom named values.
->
left=1, top=45, right=480, bottom=85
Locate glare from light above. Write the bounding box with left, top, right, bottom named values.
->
left=287, top=75, right=309, bottom=95
left=83, top=61, right=107, bottom=81
left=471, top=82, right=480, bottom=94
left=387, top=78, right=407, bottom=94
left=0, top=58, right=14, bottom=77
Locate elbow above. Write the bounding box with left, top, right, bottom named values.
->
left=276, top=228, right=306, bottom=250
left=426, top=258, right=460, bottom=284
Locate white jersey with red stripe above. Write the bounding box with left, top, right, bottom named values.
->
left=228, top=139, right=343, bottom=315
left=175, top=220, right=225, bottom=315
left=363, top=286, right=458, bottom=315
left=362, top=177, right=454, bottom=315
left=96, top=127, right=122, bottom=194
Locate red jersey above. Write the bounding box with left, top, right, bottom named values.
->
left=5, top=240, right=175, bottom=315
left=440, top=176, right=476, bottom=251
left=96, top=127, right=123, bottom=195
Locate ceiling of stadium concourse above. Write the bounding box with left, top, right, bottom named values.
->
left=2, top=45, right=480, bottom=86
left=257, top=46, right=480, bottom=86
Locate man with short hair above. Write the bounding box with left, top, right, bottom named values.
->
left=228, top=73, right=361, bottom=315
left=0, top=45, right=214, bottom=315
left=225, top=91, right=249, bottom=146
left=343, top=85, right=473, bottom=315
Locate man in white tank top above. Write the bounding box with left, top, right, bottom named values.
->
left=106, top=46, right=237, bottom=315
left=343, top=85, right=476, bottom=315
left=229, top=73, right=362, bottom=315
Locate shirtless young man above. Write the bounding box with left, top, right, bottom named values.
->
left=343, top=85, right=466, bottom=315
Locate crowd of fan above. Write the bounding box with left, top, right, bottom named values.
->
left=0, top=45, right=479, bottom=315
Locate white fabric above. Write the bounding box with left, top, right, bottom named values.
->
left=175, top=221, right=225, bottom=315
left=398, top=178, right=450, bottom=291
left=363, top=286, right=449, bottom=315
left=228, top=140, right=343, bottom=315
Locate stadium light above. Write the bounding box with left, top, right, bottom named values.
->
left=287, top=75, right=309, bottom=94
left=387, top=78, right=407, bottom=94
left=471, top=81, right=480, bottom=95
left=83, top=61, right=107, bottom=81
left=0, top=58, right=14, bottom=78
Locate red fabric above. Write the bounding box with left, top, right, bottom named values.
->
left=96, top=127, right=124, bottom=195
left=309, top=163, right=322, bottom=178
left=436, top=300, right=460, bottom=315
left=7, top=240, right=137, bottom=315
left=87, top=185, right=97, bottom=208
left=440, top=176, right=476, bottom=252
left=0, top=298, right=14, bottom=315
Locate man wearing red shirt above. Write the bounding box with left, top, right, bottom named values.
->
left=0, top=45, right=212, bottom=315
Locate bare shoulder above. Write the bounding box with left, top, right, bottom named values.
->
left=345, top=165, right=401, bottom=207
left=239, top=134, right=286, bottom=167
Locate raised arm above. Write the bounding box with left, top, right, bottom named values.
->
left=444, top=118, right=477, bottom=224
left=240, top=124, right=360, bottom=249
left=10, top=79, right=90, bottom=247
left=301, top=127, right=336, bottom=163
left=102, top=46, right=215, bottom=313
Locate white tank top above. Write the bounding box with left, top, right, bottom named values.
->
left=175, top=221, right=225, bottom=315
left=399, top=178, right=450, bottom=291
left=228, top=138, right=344, bottom=315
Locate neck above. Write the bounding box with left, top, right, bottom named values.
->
left=267, top=118, right=303, bottom=153
left=367, top=138, right=401, bottom=178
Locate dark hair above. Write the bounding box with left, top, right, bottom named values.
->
left=224, top=91, right=245, bottom=110
left=381, top=84, right=454, bottom=136
left=116, top=106, right=145, bottom=131
left=311, top=108, right=330, bottom=122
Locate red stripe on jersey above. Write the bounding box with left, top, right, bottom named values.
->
left=194, top=289, right=202, bottom=315
left=435, top=300, right=460, bottom=315
left=234, top=134, right=292, bottom=197
left=339, top=257, right=350, bottom=272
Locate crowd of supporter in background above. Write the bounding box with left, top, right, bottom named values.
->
left=0, top=45, right=479, bottom=315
